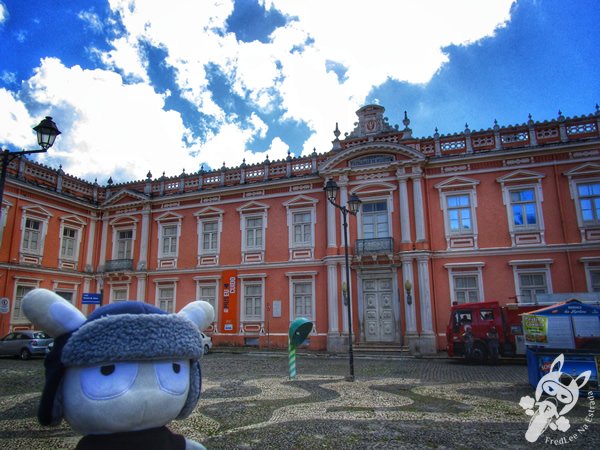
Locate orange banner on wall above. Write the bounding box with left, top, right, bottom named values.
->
left=221, top=270, right=238, bottom=333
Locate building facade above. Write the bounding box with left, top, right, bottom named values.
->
left=1, top=105, right=599, bottom=354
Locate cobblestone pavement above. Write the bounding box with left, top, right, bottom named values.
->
left=0, top=351, right=598, bottom=449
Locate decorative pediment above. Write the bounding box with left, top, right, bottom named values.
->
left=434, top=176, right=480, bottom=190
left=155, top=211, right=183, bottom=222
left=21, top=205, right=52, bottom=218
left=282, top=195, right=319, bottom=208
left=319, top=142, right=424, bottom=174
left=109, top=215, right=139, bottom=226
left=194, top=206, right=225, bottom=218
left=351, top=181, right=396, bottom=197
left=59, top=215, right=87, bottom=226
left=102, top=189, right=149, bottom=208
left=236, top=201, right=270, bottom=213
left=496, top=170, right=545, bottom=185
left=564, top=163, right=600, bottom=178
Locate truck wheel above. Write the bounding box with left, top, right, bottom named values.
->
left=470, top=343, right=488, bottom=364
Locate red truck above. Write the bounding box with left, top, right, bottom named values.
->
left=446, top=301, right=539, bottom=362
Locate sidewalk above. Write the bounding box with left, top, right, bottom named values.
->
left=0, top=353, right=597, bottom=449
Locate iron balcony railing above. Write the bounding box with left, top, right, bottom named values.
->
left=355, top=237, right=394, bottom=255
left=104, top=259, right=133, bottom=272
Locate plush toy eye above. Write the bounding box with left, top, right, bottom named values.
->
left=80, top=362, right=138, bottom=400
left=155, top=360, right=189, bottom=395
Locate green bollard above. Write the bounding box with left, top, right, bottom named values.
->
left=288, top=317, right=313, bottom=380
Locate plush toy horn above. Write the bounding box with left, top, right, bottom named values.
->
left=178, top=301, right=215, bottom=331
left=22, top=289, right=87, bottom=338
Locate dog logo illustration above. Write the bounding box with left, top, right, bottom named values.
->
left=519, top=354, right=591, bottom=443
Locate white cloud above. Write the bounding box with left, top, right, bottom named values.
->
left=24, top=58, right=197, bottom=182
left=3, top=0, right=515, bottom=183
left=0, top=88, right=38, bottom=149
left=0, top=2, right=6, bottom=25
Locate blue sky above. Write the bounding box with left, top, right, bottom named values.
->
left=0, top=0, right=599, bottom=183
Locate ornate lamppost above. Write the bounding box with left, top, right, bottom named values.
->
left=324, top=178, right=361, bottom=381
left=0, top=117, right=61, bottom=222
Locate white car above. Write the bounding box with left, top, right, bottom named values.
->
left=200, top=332, right=212, bottom=355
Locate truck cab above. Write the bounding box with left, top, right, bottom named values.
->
left=446, top=301, right=536, bottom=362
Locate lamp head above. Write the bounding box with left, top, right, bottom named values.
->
left=324, top=179, right=339, bottom=202
left=33, top=116, right=61, bottom=150
left=348, top=193, right=361, bottom=215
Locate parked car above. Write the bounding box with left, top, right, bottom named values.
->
left=0, top=330, right=53, bottom=360
left=200, top=332, right=212, bottom=355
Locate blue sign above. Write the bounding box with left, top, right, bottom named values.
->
left=82, top=293, right=102, bottom=305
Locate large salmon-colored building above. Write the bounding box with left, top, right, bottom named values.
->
left=1, top=105, right=599, bottom=354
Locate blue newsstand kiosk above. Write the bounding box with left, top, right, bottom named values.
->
left=523, top=300, right=600, bottom=397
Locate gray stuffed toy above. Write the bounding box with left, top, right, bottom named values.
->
left=22, top=288, right=214, bottom=450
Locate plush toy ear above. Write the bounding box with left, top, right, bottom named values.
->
left=22, top=288, right=87, bottom=338
left=178, top=301, right=214, bottom=331
left=550, top=354, right=564, bottom=374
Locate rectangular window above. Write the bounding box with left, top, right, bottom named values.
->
left=116, top=230, right=133, bottom=259
left=161, top=225, right=178, bottom=256
left=578, top=182, right=600, bottom=224
left=202, top=221, right=218, bottom=252
left=510, top=189, right=538, bottom=227
left=518, top=272, right=548, bottom=303
left=56, top=291, right=74, bottom=304
left=293, top=282, right=313, bottom=319
left=292, top=212, right=312, bottom=246
left=447, top=195, right=472, bottom=234
left=362, top=201, right=389, bottom=239
left=591, top=270, right=600, bottom=292
left=60, top=227, right=78, bottom=259
left=245, top=217, right=263, bottom=249
left=13, top=285, right=35, bottom=321
left=158, top=286, right=175, bottom=313
left=453, top=275, right=479, bottom=303
left=22, top=218, right=42, bottom=252
left=198, top=284, right=217, bottom=310
left=112, top=288, right=128, bottom=302
left=244, top=283, right=262, bottom=320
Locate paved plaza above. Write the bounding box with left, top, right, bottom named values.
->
left=0, top=351, right=598, bottom=449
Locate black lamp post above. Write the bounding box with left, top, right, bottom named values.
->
left=324, top=178, right=361, bottom=381
left=0, top=117, right=61, bottom=222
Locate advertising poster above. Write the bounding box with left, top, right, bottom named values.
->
left=221, top=270, right=238, bottom=333
left=523, top=315, right=548, bottom=345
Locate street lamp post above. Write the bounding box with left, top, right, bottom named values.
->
left=324, top=178, right=361, bottom=381
left=0, top=117, right=61, bottom=222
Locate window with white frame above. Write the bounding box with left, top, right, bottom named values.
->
left=12, top=283, right=37, bottom=322
left=22, top=218, right=43, bottom=253
left=517, top=271, right=548, bottom=303
left=242, top=281, right=263, bottom=321
left=452, top=274, right=480, bottom=303
left=56, top=290, right=75, bottom=304
left=245, top=216, right=263, bottom=250
left=509, top=188, right=539, bottom=228
left=589, top=268, right=600, bottom=292
left=292, top=211, right=312, bottom=246
left=116, top=229, right=133, bottom=259
left=201, top=220, right=219, bottom=253
left=446, top=194, right=473, bottom=234
left=60, top=227, right=79, bottom=260
left=445, top=263, right=484, bottom=305
left=577, top=181, right=600, bottom=225
left=292, top=280, right=314, bottom=319
left=197, top=283, right=217, bottom=310
left=157, top=285, right=175, bottom=313
left=361, top=201, right=390, bottom=238
left=111, top=287, right=128, bottom=302
left=160, top=224, right=178, bottom=257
